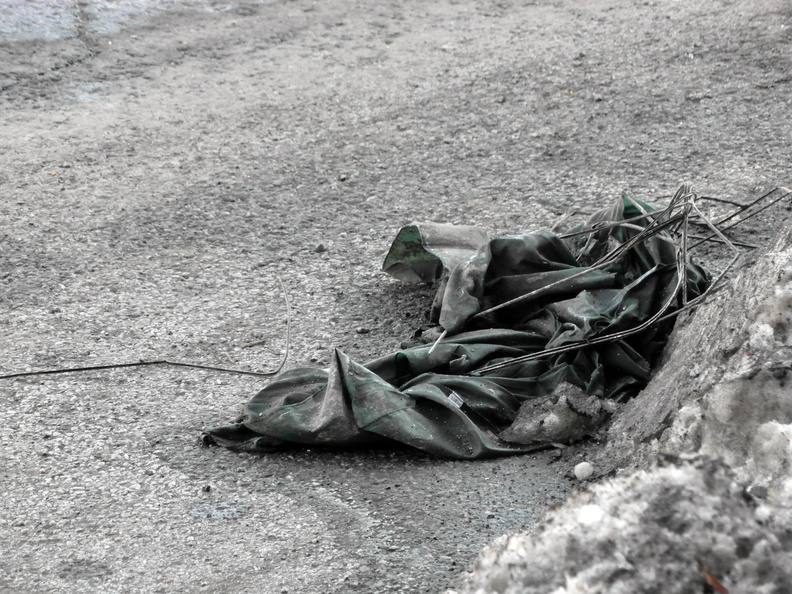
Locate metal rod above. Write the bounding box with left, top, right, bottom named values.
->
left=470, top=188, right=744, bottom=377
left=690, top=187, right=791, bottom=249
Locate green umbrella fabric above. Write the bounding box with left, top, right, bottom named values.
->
left=203, top=197, right=710, bottom=459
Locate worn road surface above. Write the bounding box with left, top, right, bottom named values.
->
left=2, top=1, right=791, bottom=592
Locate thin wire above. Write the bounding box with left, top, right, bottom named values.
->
left=697, top=194, right=749, bottom=207
left=558, top=205, right=675, bottom=239
left=680, top=193, right=690, bottom=306
left=0, top=360, right=279, bottom=380
left=471, top=253, right=687, bottom=375
left=689, top=187, right=791, bottom=249
left=711, top=186, right=783, bottom=227
left=472, top=198, right=687, bottom=321
left=427, top=329, right=448, bottom=355
left=470, top=188, right=741, bottom=377
left=0, top=273, right=293, bottom=381
left=686, top=235, right=758, bottom=249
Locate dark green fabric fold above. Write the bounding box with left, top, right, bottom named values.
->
left=203, top=196, right=711, bottom=459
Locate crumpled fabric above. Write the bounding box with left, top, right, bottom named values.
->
left=203, top=197, right=710, bottom=459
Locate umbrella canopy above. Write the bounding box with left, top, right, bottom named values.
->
left=203, top=195, right=711, bottom=459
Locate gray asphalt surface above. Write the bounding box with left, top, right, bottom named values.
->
left=2, top=1, right=791, bottom=593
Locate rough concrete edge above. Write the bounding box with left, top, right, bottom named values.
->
left=451, top=213, right=792, bottom=593
left=595, top=215, right=792, bottom=478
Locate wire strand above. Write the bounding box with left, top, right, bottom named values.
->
left=0, top=273, right=293, bottom=381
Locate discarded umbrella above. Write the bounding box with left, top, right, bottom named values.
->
left=203, top=185, right=742, bottom=459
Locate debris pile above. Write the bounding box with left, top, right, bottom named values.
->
left=456, top=190, right=792, bottom=593
left=203, top=186, right=719, bottom=459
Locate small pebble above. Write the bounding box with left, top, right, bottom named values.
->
left=574, top=461, right=594, bottom=481
left=755, top=505, right=772, bottom=523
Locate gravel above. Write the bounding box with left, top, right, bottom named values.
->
left=2, top=0, right=791, bottom=592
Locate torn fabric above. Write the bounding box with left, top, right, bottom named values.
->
left=203, top=196, right=711, bottom=459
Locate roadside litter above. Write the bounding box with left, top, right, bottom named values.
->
left=203, top=185, right=747, bottom=459
left=1, top=186, right=786, bottom=457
